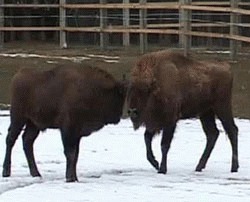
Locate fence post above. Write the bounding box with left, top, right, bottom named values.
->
left=59, top=0, right=67, bottom=48
left=139, top=0, right=147, bottom=54
left=0, top=0, right=3, bottom=49
left=183, top=0, right=191, bottom=57
left=179, top=0, right=184, bottom=48
left=100, top=0, right=108, bottom=50
left=123, top=0, right=130, bottom=48
left=230, top=0, right=239, bottom=60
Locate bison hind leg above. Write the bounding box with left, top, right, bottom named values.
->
left=216, top=107, right=239, bottom=172
left=196, top=110, right=219, bottom=172
left=22, top=121, right=41, bottom=177
left=3, top=120, right=25, bottom=177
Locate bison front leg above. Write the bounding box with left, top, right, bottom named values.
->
left=158, top=123, right=176, bottom=174
left=61, top=130, right=81, bottom=182
left=144, top=130, right=159, bottom=170
left=216, top=110, right=239, bottom=172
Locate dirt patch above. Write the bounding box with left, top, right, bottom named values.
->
left=0, top=41, right=250, bottom=118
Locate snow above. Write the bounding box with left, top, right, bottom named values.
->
left=1, top=111, right=250, bottom=201
left=0, top=53, right=120, bottom=64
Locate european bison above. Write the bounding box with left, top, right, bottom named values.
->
left=2, top=65, right=127, bottom=182
left=127, top=50, right=238, bottom=174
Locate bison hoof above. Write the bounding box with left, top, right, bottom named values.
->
left=148, top=159, right=159, bottom=171
left=30, top=169, right=41, bottom=177
left=231, top=168, right=238, bottom=173
left=231, top=163, right=239, bottom=172
left=158, top=169, right=167, bottom=174
left=195, top=167, right=203, bottom=172
left=195, top=164, right=205, bottom=172
left=2, top=169, right=10, bottom=177
left=66, top=177, right=78, bottom=183
left=153, top=162, right=159, bottom=171
left=2, top=173, right=10, bottom=177
left=31, top=173, right=42, bottom=177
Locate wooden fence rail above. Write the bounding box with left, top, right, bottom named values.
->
left=0, top=0, right=250, bottom=59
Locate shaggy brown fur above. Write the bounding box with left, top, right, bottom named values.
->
left=2, top=64, right=127, bottom=182
left=127, top=50, right=238, bottom=174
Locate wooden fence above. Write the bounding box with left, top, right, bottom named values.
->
left=0, top=0, right=250, bottom=59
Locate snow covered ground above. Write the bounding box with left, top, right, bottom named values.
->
left=1, top=110, right=250, bottom=202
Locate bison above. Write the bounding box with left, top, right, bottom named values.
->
left=127, top=50, right=238, bottom=174
left=2, top=65, right=127, bottom=182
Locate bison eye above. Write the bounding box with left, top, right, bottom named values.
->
left=127, top=108, right=138, bottom=118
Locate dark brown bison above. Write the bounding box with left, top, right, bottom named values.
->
left=127, top=50, right=238, bottom=174
left=2, top=65, right=127, bottom=182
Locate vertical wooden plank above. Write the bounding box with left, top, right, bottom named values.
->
left=22, top=8, right=32, bottom=41
left=139, top=0, right=147, bottom=54
left=100, top=0, right=108, bottom=50
left=205, top=12, right=212, bottom=47
left=123, top=0, right=130, bottom=47
left=60, top=0, right=67, bottom=48
left=237, top=0, right=242, bottom=50
left=179, top=0, right=184, bottom=48
left=9, top=6, right=14, bottom=41
left=183, top=0, right=191, bottom=57
left=230, top=0, right=239, bottom=60
left=0, top=0, right=4, bottom=49
left=40, top=16, right=46, bottom=41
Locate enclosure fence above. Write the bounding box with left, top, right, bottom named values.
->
left=0, top=0, right=250, bottom=59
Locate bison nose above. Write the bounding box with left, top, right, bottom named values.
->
left=127, top=108, right=138, bottom=119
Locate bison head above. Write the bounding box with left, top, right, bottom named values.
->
left=127, top=81, right=154, bottom=130
left=127, top=79, right=173, bottom=132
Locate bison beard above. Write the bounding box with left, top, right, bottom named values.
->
left=2, top=65, right=127, bottom=182
left=127, top=50, right=239, bottom=174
